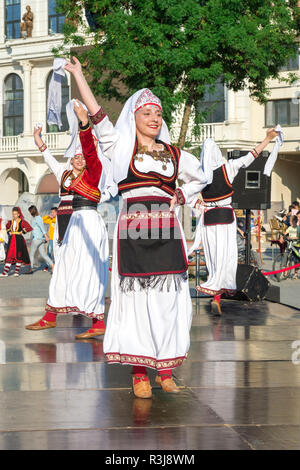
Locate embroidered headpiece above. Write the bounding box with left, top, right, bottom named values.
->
left=134, top=89, right=162, bottom=113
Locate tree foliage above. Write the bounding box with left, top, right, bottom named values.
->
left=57, top=0, right=300, bottom=144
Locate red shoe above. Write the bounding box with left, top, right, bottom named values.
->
left=75, top=327, right=105, bottom=339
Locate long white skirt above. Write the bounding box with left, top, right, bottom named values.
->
left=103, top=218, right=193, bottom=371
left=193, top=211, right=237, bottom=295
left=46, top=209, right=109, bottom=319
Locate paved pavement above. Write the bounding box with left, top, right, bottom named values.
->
left=1, top=296, right=300, bottom=450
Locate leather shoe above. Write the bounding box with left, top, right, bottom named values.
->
left=155, top=375, right=180, bottom=393
left=132, top=376, right=152, bottom=398
left=75, top=328, right=105, bottom=339
left=211, top=300, right=222, bottom=315
left=26, top=319, right=56, bottom=330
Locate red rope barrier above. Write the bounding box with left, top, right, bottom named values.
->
left=262, top=262, right=300, bottom=276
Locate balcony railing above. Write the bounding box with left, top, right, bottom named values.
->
left=0, top=132, right=70, bottom=154
left=0, top=136, right=18, bottom=153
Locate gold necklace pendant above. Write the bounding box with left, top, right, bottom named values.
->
left=162, top=164, right=167, bottom=171
left=138, top=156, right=144, bottom=162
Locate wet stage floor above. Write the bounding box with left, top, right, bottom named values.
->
left=0, top=297, right=300, bottom=450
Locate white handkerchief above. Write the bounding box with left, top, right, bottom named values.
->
left=47, top=58, right=67, bottom=129
left=263, top=124, right=283, bottom=177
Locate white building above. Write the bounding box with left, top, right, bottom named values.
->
left=0, top=1, right=299, bottom=216
left=0, top=0, right=70, bottom=205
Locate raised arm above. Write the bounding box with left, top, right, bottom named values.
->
left=33, top=125, right=64, bottom=183
left=74, top=100, right=102, bottom=187
left=64, top=57, right=119, bottom=160
left=226, top=128, right=279, bottom=182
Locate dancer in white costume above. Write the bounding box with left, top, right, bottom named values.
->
left=38, top=139, right=73, bottom=262
left=65, top=57, right=208, bottom=398
left=26, top=101, right=112, bottom=339
left=189, top=128, right=280, bottom=314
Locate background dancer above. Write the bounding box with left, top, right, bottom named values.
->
left=33, top=125, right=73, bottom=260
left=26, top=101, right=110, bottom=340
left=65, top=57, right=208, bottom=398
left=0, top=207, right=32, bottom=278
left=189, top=128, right=279, bottom=314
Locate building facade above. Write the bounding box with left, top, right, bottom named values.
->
left=0, top=0, right=70, bottom=205
left=0, top=1, right=299, bottom=216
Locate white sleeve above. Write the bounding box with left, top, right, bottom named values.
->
left=92, top=115, right=119, bottom=161
left=225, top=152, right=255, bottom=183
left=42, top=148, right=64, bottom=184
left=177, top=150, right=208, bottom=206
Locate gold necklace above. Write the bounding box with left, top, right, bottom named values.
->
left=135, top=145, right=172, bottom=171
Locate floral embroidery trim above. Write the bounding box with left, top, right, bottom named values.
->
left=89, top=107, right=107, bottom=125
left=45, top=304, right=104, bottom=320
left=105, top=352, right=188, bottom=370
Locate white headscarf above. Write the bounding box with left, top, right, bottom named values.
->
left=112, top=88, right=171, bottom=183
left=64, top=99, right=117, bottom=196
left=200, top=138, right=225, bottom=185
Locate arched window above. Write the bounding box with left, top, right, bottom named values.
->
left=46, top=71, right=70, bottom=132
left=48, top=0, right=65, bottom=34
left=5, top=0, right=21, bottom=40
left=3, top=74, right=24, bottom=136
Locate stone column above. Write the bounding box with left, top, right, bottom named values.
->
left=20, top=60, right=33, bottom=135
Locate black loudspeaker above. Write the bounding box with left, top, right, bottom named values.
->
left=227, top=150, right=271, bottom=210
left=234, top=264, right=270, bottom=301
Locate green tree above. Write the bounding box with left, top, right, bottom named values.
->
left=57, top=0, right=300, bottom=147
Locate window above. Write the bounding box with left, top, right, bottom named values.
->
left=5, top=0, right=21, bottom=40
left=3, top=74, right=23, bottom=136
left=48, top=0, right=65, bottom=34
left=46, top=72, right=70, bottom=132
left=265, top=99, right=299, bottom=127
left=18, top=170, right=29, bottom=196
left=197, top=81, right=226, bottom=123
left=280, top=47, right=299, bottom=72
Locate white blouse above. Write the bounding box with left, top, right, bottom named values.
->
left=93, top=116, right=207, bottom=205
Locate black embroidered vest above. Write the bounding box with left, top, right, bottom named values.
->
left=60, top=170, right=73, bottom=197
left=118, top=140, right=181, bottom=197
left=201, top=165, right=233, bottom=203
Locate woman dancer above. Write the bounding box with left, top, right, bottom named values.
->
left=189, top=129, right=279, bottom=314
left=0, top=207, right=32, bottom=277
left=65, top=57, right=207, bottom=398
left=26, top=101, right=109, bottom=339
left=33, top=125, right=73, bottom=261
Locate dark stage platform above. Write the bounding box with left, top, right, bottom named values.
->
left=0, top=297, right=300, bottom=450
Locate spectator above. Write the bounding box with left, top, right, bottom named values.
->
left=292, top=201, right=300, bottom=215
left=297, top=210, right=300, bottom=227
left=27, top=205, right=54, bottom=275
left=285, top=215, right=300, bottom=279
left=42, top=207, right=57, bottom=264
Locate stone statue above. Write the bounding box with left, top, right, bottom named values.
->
left=20, top=6, right=34, bottom=38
